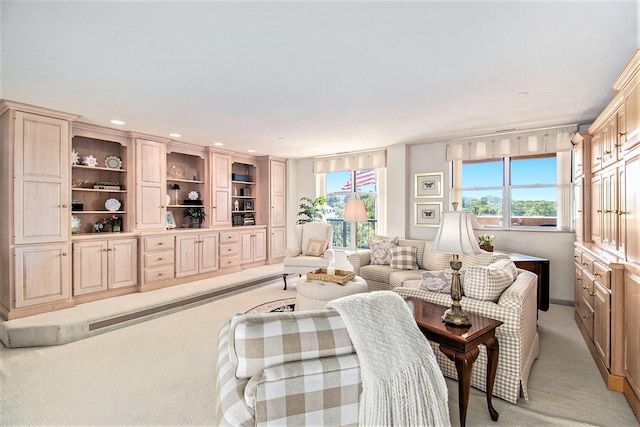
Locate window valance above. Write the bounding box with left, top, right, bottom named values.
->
left=313, top=149, right=386, bottom=174
left=446, top=125, right=577, bottom=162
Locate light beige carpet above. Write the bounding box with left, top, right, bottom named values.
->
left=0, top=277, right=637, bottom=426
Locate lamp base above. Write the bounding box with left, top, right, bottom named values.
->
left=442, top=306, right=471, bottom=326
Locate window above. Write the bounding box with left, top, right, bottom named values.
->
left=460, top=154, right=558, bottom=228
left=325, top=169, right=378, bottom=249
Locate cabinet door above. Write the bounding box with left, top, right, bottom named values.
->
left=240, top=231, right=254, bottom=264
left=623, top=77, right=640, bottom=152
left=625, top=269, right=640, bottom=397
left=591, top=174, right=602, bottom=244
left=573, top=140, right=584, bottom=178
left=176, top=234, right=198, bottom=277
left=136, top=139, right=166, bottom=230
left=73, top=240, right=108, bottom=296
left=211, top=153, right=231, bottom=226
left=270, top=160, right=286, bottom=227
left=602, top=114, right=619, bottom=168
left=593, top=281, right=611, bottom=368
left=14, top=243, right=71, bottom=308
left=109, top=238, right=138, bottom=289
left=270, top=227, right=286, bottom=260
left=199, top=232, right=219, bottom=273
left=625, top=152, right=640, bottom=264
left=574, top=177, right=584, bottom=242
left=253, top=229, right=267, bottom=262
left=14, top=112, right=70, bottom=244
left=591, top=131, right=603, bottom=173
left=601, top=168, right=617, bottom=251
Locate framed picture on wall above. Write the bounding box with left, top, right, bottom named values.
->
left=415, top=172, right=444, bottom=198
left=166, top=211, right=176, bottom=229
left=415, top=202, right=442, bottom=227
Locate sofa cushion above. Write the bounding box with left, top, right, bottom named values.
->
left=360, top=264, right=395, bottom=286
left=390, top=246, right=419, bottom=270
left=369, top=239, right=396, bottom=265
left=398, top=239, right=426, bottom=269
left=389, top=269, right=424, bottom=288
left=463, top=258, right=518, bottom=302
left=229, top=309, right=355, bottom=378
left=422, top=241, right=452, bottom=271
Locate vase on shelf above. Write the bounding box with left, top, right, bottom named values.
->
left=480, top=245, right=494, bottom=252
left=112, top=219, right=121, bottom=233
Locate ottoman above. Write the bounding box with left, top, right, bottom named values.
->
left=296, top=275, right=368, bottom=311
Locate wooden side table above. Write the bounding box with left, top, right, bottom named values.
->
left=408, top=297, right=503, bottom=427
left=496, top=250, right=550, bottom=311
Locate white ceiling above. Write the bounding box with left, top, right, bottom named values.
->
left=1, top=1, right=638, bottom=159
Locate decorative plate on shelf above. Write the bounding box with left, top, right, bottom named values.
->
left=83, top=155, right=98, bottom=167
left=104, top=155, right=122, bottom=169
left=105, top=198, right=122, bottom=212
left=166, top=194, right=171, bottom=206
left=167, top=163, right=185, bottom=179
left=188, top=190, right=199, bottom=200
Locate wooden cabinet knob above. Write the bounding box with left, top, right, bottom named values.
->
left=62, top=252, right=68, bottom=256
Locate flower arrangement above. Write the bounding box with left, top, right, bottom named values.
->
left=478, top=234, right=496, bottom=247
left=95, top=214, right=121, bottom=232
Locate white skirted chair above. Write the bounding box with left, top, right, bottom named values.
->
left=282, top=222, right=334, bottom=289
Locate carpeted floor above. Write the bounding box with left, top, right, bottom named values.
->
left=0, top=276, right=637, bottom=426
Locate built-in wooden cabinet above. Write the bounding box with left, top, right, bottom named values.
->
left=231, top=161, right=258, bottom=227
left=175, top=232, right=218, bottom=277
left=73, top=237, right=137, bottom=296
left=575, top=50, right=640, bottom=422
left=258, top=157, right=287, bottom=264
left=136, top=138, right=167, bottom=230
left=166, top=144, right=207, bottom=229
left=140, top=234, right=175, bottom=287
left=0, top=101, right=78, bottom=320
left=240, top=228, right=267, bottom=265
left=210, top=151, right=232, bottom=227
left=219, top=230, right=240, bottom=271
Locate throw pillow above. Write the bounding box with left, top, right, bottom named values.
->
left=305, top=239, right=328, bottom=257
left=369, top=239, right=396, bottom=265
left=390, top=246, right=418, bottom=270
left=463, top=258, right=518, bottom=302
left=419, top=270, right=466, bottom=293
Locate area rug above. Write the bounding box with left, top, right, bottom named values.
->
left=245, top=298, right=296, bottom=314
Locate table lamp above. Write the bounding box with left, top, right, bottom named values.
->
left=344, top=199, right=367, bottom=252
left=432, top=210, right=482, bottom=326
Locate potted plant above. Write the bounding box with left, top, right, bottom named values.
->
left=478, top=234, right=496, bottom=252
left=184, top=207, right=206, bottom=228
left=296, top=196, right=327, bottom=224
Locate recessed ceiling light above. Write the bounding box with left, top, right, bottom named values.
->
left=247, top=149, right=256, bottom=153
left=169, top=133, right=181, bottom=138
left=518, top=92, right=529, bottom=96
left=110, top=120, right=125, bottom=125
left=214, top=142, right=224, bottom=146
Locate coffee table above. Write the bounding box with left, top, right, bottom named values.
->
left=407, top=297, right=503, bottom=427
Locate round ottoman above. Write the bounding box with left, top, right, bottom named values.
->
left=296, top=275, right=368, bottom=311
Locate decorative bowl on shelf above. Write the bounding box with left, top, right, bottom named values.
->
left=72, top=178, right=90, bottom=188
left=104, top=155, right=122, bottom=169
left=105, top=198, right=121, bottom=212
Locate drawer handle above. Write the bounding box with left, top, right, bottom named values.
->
left=595, top=272, right=601, bottom=277
left=158, top=273, right=164, bottom=276
left=574, top=255, right=578, bottom=258
left=577, top=277, right=582, bottom=281
left=228, top=248, right=232, bottom=251
left=62, top=252, right=68, bottom=256
left=582, top=262, right=588, bottom=266
left=619, top=132, right=626, bottom=137
left=596, top=156, right=602, bottom=160
left=158, top=242, right=163, bottom=245
left=61, top=204, right=68, bottom=208
left=583, top=285, right=588, bottom=290
left=604, top=209, right=612, bottom=213
left=590, top=291, right=596, bottom=297
left=583, top=314, right=588, bottom=319
left=158, top=257, right=164, bottom=261
left=228, top=236, right=232, bottom=239
left=103, top=249, right=109, bottom=252
left=618, top=211, right=629, bottom=215
left=596, top=210, right=602, bottom=213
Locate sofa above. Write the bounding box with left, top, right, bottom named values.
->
left=349, top=238, right=540, bottom=404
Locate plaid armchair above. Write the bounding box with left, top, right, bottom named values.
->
left=215, top=309, right=362, bottom=426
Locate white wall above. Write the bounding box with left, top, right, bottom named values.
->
left=291, top=141, right=577, bottom=304
left=286, top=158, right=316, bottom=248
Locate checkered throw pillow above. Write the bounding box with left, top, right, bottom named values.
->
left=369, top=238, right=396, bottom=265
left=390, top=246, right=418, bottom=270
left=229, top=309, right=356, bottom=379
left=463, top=258, right=518, bottom=302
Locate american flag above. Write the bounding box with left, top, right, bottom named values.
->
left=342, top=169, right=376, bottom=190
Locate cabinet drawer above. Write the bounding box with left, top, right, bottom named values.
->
left=593, top=261, right=611, bottom=288
left=144, top=236, right=175, bottom=252
left=144, top=251, right=175, bottom=268
left=144, top=266, right=174, bottom=283
left=581, top=253, right=595, bottom=274
left=219, top=231, right=239, bottom=243
left=578, top=295, right=594, bottom=338
left=574, top=248, right=582, bottom=265
left=219, top=256, right=240, bottom=269
left=219, top=243, right=239, bottom=257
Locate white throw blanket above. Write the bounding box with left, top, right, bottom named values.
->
left=327, top=291, right=451, bottom=426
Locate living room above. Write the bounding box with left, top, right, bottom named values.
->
left=2, top=1, right=640, bottom=425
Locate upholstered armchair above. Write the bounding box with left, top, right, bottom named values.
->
left=282, top=222, right=334, bottom=289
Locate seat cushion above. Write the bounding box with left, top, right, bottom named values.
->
left=389, top=269, right=424, bottom=288
left=360, top=264, right=396, bottom=285
left=283, top=255, right=331, bottom=268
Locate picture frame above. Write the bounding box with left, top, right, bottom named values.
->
left=166, top=211, right=176, bottom=229
left=415, top=172, right=444, bottom=198
left=244, top=200, right=254, bottom=211
left=415, top=202, right=443, bottom=227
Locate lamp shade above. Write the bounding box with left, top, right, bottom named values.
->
left=172, top=183, right=181, bottom=190
left=432, top=211, right=482, bottom=255
left=344, top=199, right=367, bottom=222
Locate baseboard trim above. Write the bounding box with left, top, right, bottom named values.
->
left=88, top=273, right=281, bottom=331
